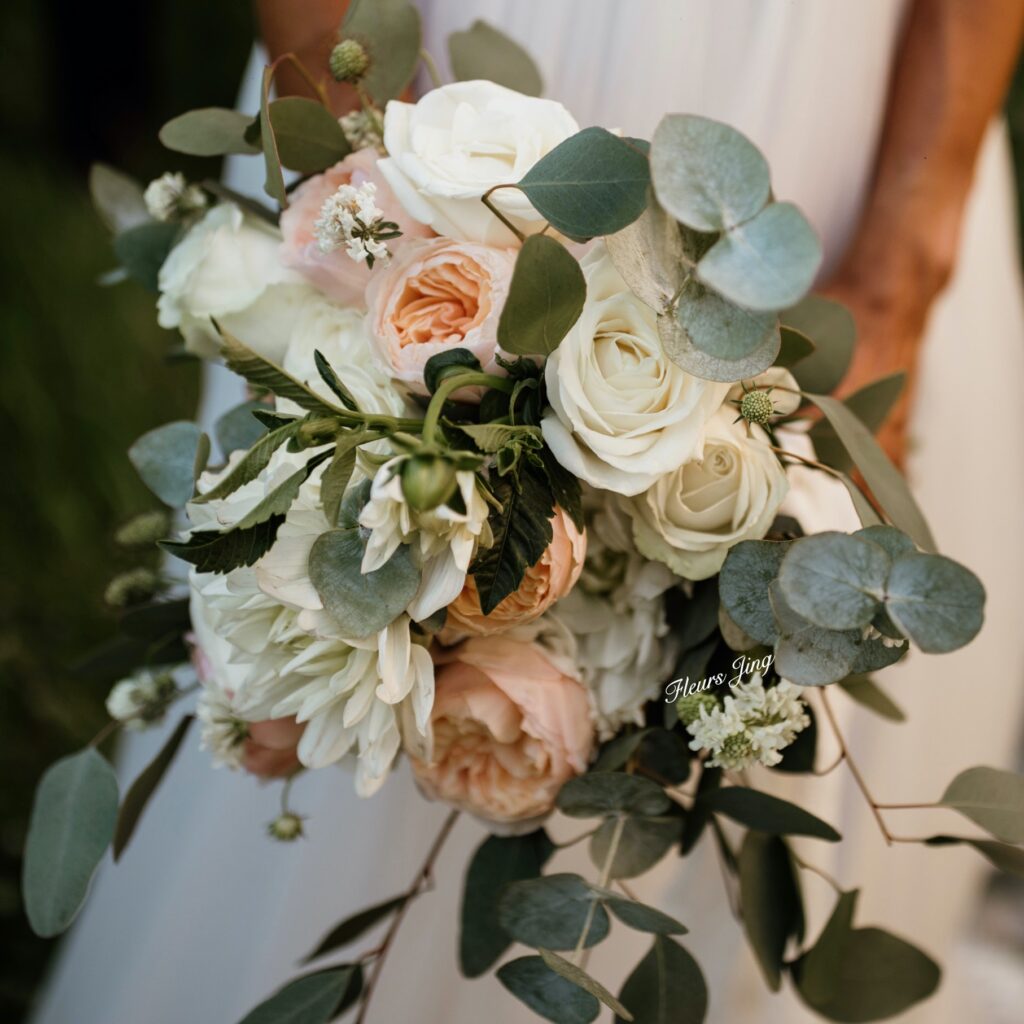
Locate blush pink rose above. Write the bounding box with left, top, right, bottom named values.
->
left=365, top=237, right=516, bottom=396
left=409, top=637, right=594, bottom=827
left=242, top=717, right=305, bottom=779
left=279, top=148, right=432, bottom=305
left=442, top=508, right=587, bottom=642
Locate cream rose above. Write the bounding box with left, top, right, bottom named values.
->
left=543, top=246, right=729, bottom=495
left=409, top=637, right=594, bottom=827
left=157, top=203, right=312, bottom=362
left=626, top=409, right=790, bottom=580
left=378, top=80, right=580, bottom=245
left=279, top=148, right=433, bottom=306
left=365, top=237, right=515, bottom=395
left=441, top=508, right=586, bottom=641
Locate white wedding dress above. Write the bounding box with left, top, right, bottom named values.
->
left=33, top=2, right=1024, bottom=1023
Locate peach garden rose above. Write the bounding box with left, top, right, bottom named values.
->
left=365, top=237, right=515, bottom=395
left=442, top=508, right=587, bottom=641
left=409, top=636, right=594, bottom=827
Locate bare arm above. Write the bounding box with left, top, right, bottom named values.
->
left=827, top=0, right=1024, bottom=464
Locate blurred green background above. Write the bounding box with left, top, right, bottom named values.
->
left=1, top=2, right=1024, bottom=1020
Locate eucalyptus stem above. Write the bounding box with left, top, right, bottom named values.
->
left=421, top=372, right=515, bottom=445
left=790, top=850, right=843, bottom=894
left=419, top=48, right=443, bottom=88
left=355, top=84, right=385, bottom=141
left=574, top=814, right=627, bottom=970
left=480, top=185, right=526, bottom=242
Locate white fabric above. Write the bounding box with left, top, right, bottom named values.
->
left=32, top=4, right=1024, bottom=1023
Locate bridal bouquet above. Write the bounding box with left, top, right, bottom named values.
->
left=23, top=6, right=1024, bottom=1024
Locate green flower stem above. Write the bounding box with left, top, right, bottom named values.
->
left=421, top=372, right=515, bottom=446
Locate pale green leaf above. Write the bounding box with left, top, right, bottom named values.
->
left=939, top=766, right=1024, bottom=843
left=449, top=20, right=543, bottom=95
left=615, top=937, right=708, bottom=1024
left=783, top=296, right=856, bottom=394
left=159, top=107, right=259, bottom=156
left=89, top=163, right=149, bottom=234
left=343, top=0, right=422, bottom=104
left=128, top=420, right=203, bottom=507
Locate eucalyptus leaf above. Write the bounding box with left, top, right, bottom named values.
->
left=939, top=766, right=1024, bottom=843
left=159, top=107, right=259, bottom=157
left=595, top=892, right=687, bottom=935
left=838, top=676, right=905, bottom=722
left=89, top=164, right=149, bottom=233
left=738, top=832, right=803, bottom=991
left=538, top=949, right=633, bottom=1021
left=128, top=420, right=203, bottom=507
left=258, top=65, right=287, bottom=206
left=343, top=0, right=422, bottom=104
left=777, top=532, right=889, bottom=631
left=650, top=113, right=770, bottom=231
left=320, top=444, right=359, bottom=527
left=460, top=830, right=555, bottom=977
left=114, top=221, right=180, bottom=291
left=308, top=528, right=421, bottom=639
left=23, top=749, right=119, bottom=937
left=498, top=235, right=585, bottom=356
left=803, top=393, right=936, bottom=552
left=303, top=895, right=405, bottom=962
left=113, top=716, right=193, bottom=860
left=589, top=815, right=679, bottom=879
left=615, top=937, right=708, bottom=1024
left=809, top=373, right=906, bottom=472
left=266, top=98, right=351, bottom=173
left=701, top=787, right=840, bottom=841
left=783, top=296, right=855, bottom=394
left=449, top=20, right=544, bottom=96
left=791, top=889, right=859, bottom=1007
left=237, top=967, right=357, bottom=1024
left=883, top=552, right=984, bottom=654
left=497, top=956, right=599, bottom=1024
left=719, top=540, right=791, bottom=646
left=770, top=582, right=859, bottom=686
left=557, top=773, right=670, bottom=818
left=775, top=326, right=815, bottom=368
left=517, top=127, right=651, bottom=239
left=924, top=836, right=1024, bottom=878
left=497, top=874, right=609, bottom=950
left=697, top=202, right=822, bottom=312
left=215, top=400, right=270, bottom=456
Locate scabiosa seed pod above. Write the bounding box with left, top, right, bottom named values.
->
left=267, top=812, right=305, bottom=842
left=104, top=567, right=161, bottom=607
left=329, top=39, right=370, bottom=83
left=739, top=388, right=776, bottom=427
left=115, top=510, right=171, bottom=547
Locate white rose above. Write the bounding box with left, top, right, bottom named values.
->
left=626, top=409, right=790, bottom=580
left=280, top=296, right=414, bottom=421
left=378, top=80, right=580, bottom=245
left=542, top=246, right=729, bottom=495
left=157, top=203, right=313, bottom=362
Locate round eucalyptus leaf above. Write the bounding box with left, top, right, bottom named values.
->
left=589, top=815, right=679, bottom=879
left=939, top=766, right=1024, bottom=843
left=696, top=202, right=822, bottom=312
left=266, top=98, right=351, bottom=173
left=719, top=540, right=791, bottom=646
left=777, top=532, right=889, bottom=631
left=497, top=956, right=599, bottom=1024
left=448, top=20, right=544, bottom=96
left=556, top=773, right=670, bottom=818
left=159, top=107, right=259, bottom=157
left=883, top=552, right=984, bottom=654
left=616, top=937, right=707, bottom=1024
left=650, top=114, right=770, bottom=231
left=497, top=874, right=609, bottom=950
left=854, top=525, right=916, bottom=560
left=128, top=420, right=203, bottom=507
left=23, top=749, right=119, bottom=937
left=308, top=529, right=421, bottom=639
left=770, top=582, right=859, bottom=686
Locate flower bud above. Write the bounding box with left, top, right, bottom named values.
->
left=738, top=388, right=776, bottom=427
left=401, top=454, right=457, bottom=512
left=106, top=669, right=177, bottom=729
left=115, top=510, right=171, bottom=547
left=267, top=812, right=305, bottom=841
left=329, top=39, right=370, bottom=83
left=676, top=691, right=719, bottom=726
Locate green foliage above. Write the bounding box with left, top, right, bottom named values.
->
left=22, top=748, right=119, bottom=937
left=497, top=955, right=600, bottom=1024
left=589, top=815, right=680, bottom=879
left=196, top=420, right=301, bottom=503
left=258, top=65, right=287, bottom=206
left=838, top=676, right=905, bottom=721
left=538, top=949, right=633, bottom=1020
left=215, top=399, right=270, bottom=456
left=237, top=966, right=360, bottom=1024
left=303, top=895, right=405, bottom=962
left=517, top=127, right=651, bottom=239
left=231, top=450, right=331, bottom=531
left=448, top=20, right=544, bottom=96
left=265, top=98, right=351, bottom=173
left=719, top=540, right=790, bottom=646
left=924, top=835, right=1024, bottom=877
left=809, top=373, right=906, bottom=472
left=313, top=349, right=359, bottom=410
left=113, top=220, right=180, bottom=291
left=160, top=514, right=285, bottom=573
left=497, top=235, right=586, bottom=356
left=782, top=296, right=856, bottom=394
left=939, top=766, right=1024, bottom=843
left=702, top=787, right=839, bottom=840
left=128, top=420, right=203, bottom=507
left=498, top=874, right=609, bottom=951
left=159, top=107, right=259, bottom=157
left=460, top=830, right=555, bottom=977
left=112, top=715, right=193, bottom=860
left=615, top=937, right=708, bottom=1024
left=557, top=773, right=670, bottom=818
left=423, top=348, right=484, bottom=393
left=342, top=0, right=422, bottom=104
left=738, top=832, right=803, bottom=991
left=308, top=528, right=421, bottom=638
left=775, top=326, right=816, bottom=368
left=593, top=890, right=687, bottom=935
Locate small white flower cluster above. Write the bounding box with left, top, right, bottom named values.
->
left=862, top=623, right=907, bottom=649
left=685, top=674, right=810, bottom=771
left=340, top=109, right=383, bottom=152
left=144, top=172, right=207, bottom=222
left=106, top=668, right=177, bottom=730
left=313, top=181, right=396, bottom=268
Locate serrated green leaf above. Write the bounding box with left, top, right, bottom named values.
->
left=460, top=830, right=555, bottom=977
left=195, top=420, right=302, bottom=504
left=939, top=766, right=1024, bottom=843
left=517, top=127, right=651, bottom=239
left=160, top=515, right=286, bottom=573
left=231, top=450, right=330, bottom=530
left=615, top=937, right=707, bottom=1024
left=449, top=20, right=544, bottom=95
left=313, top=349, right=358, bottom=410
left=701, top=787, right=840, bottom=841
left=128, top=420, right=203, bottom=507
left=113, top=716, right=193, bottom=860
left=498, top=235, right=585, bottom=355
left=23, top=749, right=119, bottom=937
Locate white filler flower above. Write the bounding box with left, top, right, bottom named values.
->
left=685, top=675, right=810, bottom=771
left=143, top=171, right=207, bottom=222
left=314, top=180, right=395, bottom=268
